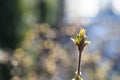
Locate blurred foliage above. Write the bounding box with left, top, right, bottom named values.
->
left=0, top=23, right=118, bottom=80
left=38, top=0, right=64, bottom=26
left=0, top=0, right=64, bottom=49
left=11, top=24, right=72, bottom=80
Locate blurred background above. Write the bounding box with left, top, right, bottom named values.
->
left=0, top=0, right=120, bottom=80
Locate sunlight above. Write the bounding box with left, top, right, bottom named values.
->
left=65, top=0, right=100, bottom=18
left=112, top=0, right=120, bottom=15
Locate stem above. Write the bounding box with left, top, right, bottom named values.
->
left=77, top=39, right=85, bottom=76
left=77, top=47, right=82, bottom=76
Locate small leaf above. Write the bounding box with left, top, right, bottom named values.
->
left=80, top=78, right=83, bottom=80
left=76, top=34, right=81, bottom=45
left=71, top=38, right=77, bottom=44
left=79, top=28, right=85, bottom=37
left=84, top=41, right=91, bottom=45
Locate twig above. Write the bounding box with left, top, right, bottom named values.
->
left=77, top=38, right=85, bottom=76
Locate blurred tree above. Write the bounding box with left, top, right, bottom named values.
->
left=38, top=0, right=47, bottom=23
left=38, top=0, right=64, bottom=27
left=0, top=0, right=38, bottom=80
left=0, top=0, right=21, bottom=50
left=0, top=63, right=12, bottom=80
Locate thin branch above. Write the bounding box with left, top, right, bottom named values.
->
left=77, top=38, right=85, bottom=76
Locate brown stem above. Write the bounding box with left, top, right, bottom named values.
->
left=77, top=47, right=82, bottom=76
left=77, top=39, right=85, bottom=76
